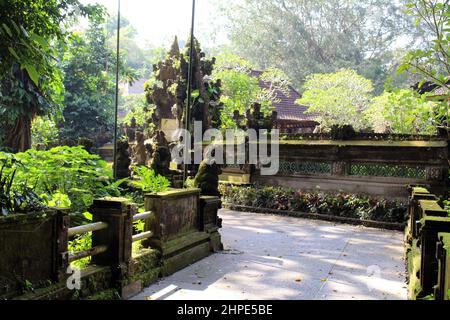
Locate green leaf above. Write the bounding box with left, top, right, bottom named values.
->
left=24, top=64, right=40, bottom=86
left=30, top=33, right=48, bottom=48
left=2, top=23, right=12, bottom=37
left=10, top=21, right=20, bottom=35
left=83, top=211, right=93, bottom=221
left=191, top=90, right=200, bottom=98
left=8, top=47, right=20, bottom=61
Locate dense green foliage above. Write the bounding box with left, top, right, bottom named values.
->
left=121, top=94, right=153, bottom=127
left=298, top=68, right=443, bottom=134
left=400, top=0, right=449, bottom=90
left=68, top=231, right=92, bottom=269
left=213, top=52, right=291, bottom=129
left=58, top=19, right=117, bottom=146
left=131, top=166, right=171, bottom=193
left=220, top=185, right=407, bottom=223
left=31, top=116, right=59, bottom=148
left=0, top=155, right=46, bottom=215
left=298, top=69, right=373, bottom=131
left=0, top=147, right=124, bottom=220
left=364, top=89, right=436, bottom=134
left=399, top=0, right=449, bottom=132
left=0, top=0, right=103, bottom=152
left=0, top=0, right=102, bottom=83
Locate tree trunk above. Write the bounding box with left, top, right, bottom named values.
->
left=5, top=115, right=32, bottom=153
left=2, top=68, right=35, bottom=153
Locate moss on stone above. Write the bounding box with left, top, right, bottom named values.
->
left=87, top=289, right=121, bottom=300
left=128, top=248, right=161, bottom=287
left=145, top=188, right=200, bottom=199
left=0, top=210, right=55, bottom=224
left=406, top=240, right=423, bottom=300
left=438, top=233, right=450, bottom=250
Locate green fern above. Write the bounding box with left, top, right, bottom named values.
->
left=131, top=166, right=170, bottom=193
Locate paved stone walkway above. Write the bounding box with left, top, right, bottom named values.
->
left=131, top=209, right=407, bottom=300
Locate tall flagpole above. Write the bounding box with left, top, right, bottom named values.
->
left=113, top=0, right=121, bottom=180
left=183, top=0, right=196, bottom=187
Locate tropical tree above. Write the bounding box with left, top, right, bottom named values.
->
left=0, top=0, right=103, bottom=152
left=213, top=52, right=291, bottom=129
left=364, top=89, right=436, bottom=134
left=216, top=0, right=416, bottom=91
left=399, top=0, right=449, bottom=132
left=58, top=17, right=131, bottom=147
left=297, top=69, right=374, bottom=130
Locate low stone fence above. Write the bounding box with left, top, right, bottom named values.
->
left=406, top=187, right=450, bottom=300
left=0, top=189, right=223, bottom=300
left=221, top=137, right=448, bottom=200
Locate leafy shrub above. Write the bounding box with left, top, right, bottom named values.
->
left=68, top=232, right=92, bottom=269
left=31, top=116, right=59, bottom=149
left=131, top=166, right=170, bottom=193
left=0, top=155, right=46, bottom=215
left=40, top=192, right=72, bottom=209
left=0, top=147, right=125, bottom=220
left=220, top=185, right=407, bottom=223
left=444, top=199, right=450, bottom=217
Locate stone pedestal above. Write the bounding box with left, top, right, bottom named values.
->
left=0, top=210, right=67, bottom=298
left=143, top=189, right=213, bottom=276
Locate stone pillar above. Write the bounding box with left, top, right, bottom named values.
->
left=91, top=198, right=135, bottom=289
left=434, top=233, right=450, bottom=300
left=407, top=187, right=438, bottom=241
left=199, top=196, right=224, bottom=252
left=91, top=198, right=134, bottom=266
left=55, top=209, right=70, bottom=282
left=331, top=161, right=348, bottom=176
left=418, top=216, right=450, bottom=296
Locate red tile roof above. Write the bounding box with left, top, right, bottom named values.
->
left=250, top=70, right=317, bottom=122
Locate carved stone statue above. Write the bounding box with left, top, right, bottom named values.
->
left=193, top=159, right=222, bottom=197
left=148, top=131, right=171, bottom=177
left=144, top=36, right=223, bottom=134
left=132, top=131, right=147, bottom=166
left=240, top=102, right=276, bottom=133
left=142, top=36, right=224, bottom=180
left=151, top=106, right=162, bottom=131
left=144, top=139, right=153, bottom=165
left=124, top=117, right=137, bottom=142
left=114, top=137, right=131, bottom=179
